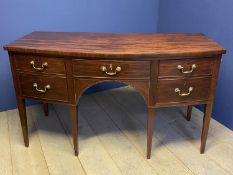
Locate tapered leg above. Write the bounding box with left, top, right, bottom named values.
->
left=147, top=107, right=155, bottom=159
left=43, top=103, right=49, bottom=116
left=69, top=105, right=78, bottom=156
left=16, top=98, right=29, bottom=147
left=186, top=105, right=192, bottom=121
left=200, top=103, right=213, bottom=153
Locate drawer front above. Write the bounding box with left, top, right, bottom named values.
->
left=159, top=59, right=214, bottom=78
left=15, top=55, right=66, bottom=75
left=72, top=60, right=150, bottom=79
left=157, top=77, right=211, bottom=103
left=19, top=74, right=68, bottom=102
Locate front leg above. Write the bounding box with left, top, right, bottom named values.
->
left=147, top=107, right=155, bottom=159
left=16, top=97, right=29, bottom=147
left=200, top=103, right=213, bottom=153
left=43, top=103, right=49, bottom=116
left=186, top=105, right=192, bottom=121
left=69, top=104, right=78, bottom=156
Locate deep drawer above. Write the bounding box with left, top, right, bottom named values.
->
left=159, top=59, right=214, bottom=78
left=157, top=77, right=211, bottom=103
left=72, top=60, right=150, bottom=79
left=15, top=54, right=66, bottom=75
left=19, top=74, right=68, bottom=102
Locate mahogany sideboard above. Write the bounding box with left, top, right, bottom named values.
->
left=4, top=32, right=226, bottom=159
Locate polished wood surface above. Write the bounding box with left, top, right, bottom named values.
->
left=4, top=32, right=225, bottom=59
left=4, top=32, right=226, bottom=159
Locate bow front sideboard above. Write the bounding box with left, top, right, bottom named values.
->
left=4, top=32, right=226, bottom=159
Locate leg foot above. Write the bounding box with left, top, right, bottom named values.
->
left=16, top=98, right=29, bottom=147
left=69, top=105, right=78, bottom=156
left=200, top=104, right=212, bottom=153
left=186, top=105, right=192, bottom=121
left=147, top=107, right=155, bottom=159
left=74, top=149, right=78, bottom=156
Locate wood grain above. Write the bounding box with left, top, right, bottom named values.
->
left=4, top=32, right=226, bottom=59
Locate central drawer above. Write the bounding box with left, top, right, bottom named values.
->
left=19, top=74, right=68, bottom=102
left=72, top=60, right=150, bottom=79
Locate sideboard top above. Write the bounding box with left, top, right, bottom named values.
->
left=4, top=32, right=226, bottom=59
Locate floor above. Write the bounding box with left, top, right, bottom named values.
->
left=1, top=87, right=233, bottom=175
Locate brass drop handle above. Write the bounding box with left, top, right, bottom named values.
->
left=30, top=60, right=48, bottom=71
left=177, top=64, right=196, bottom=74
left=33, top=83, right=51, bottom=93
left=100, top=64, right=122, bottom=76
left=174, top=87, right=194, bottom=97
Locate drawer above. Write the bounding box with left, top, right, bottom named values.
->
left=159, top=59, right=214, bottom=78
left=19, top=74, right=68, bottom=102
left=157, top=77, right=211, bottom=103
left=72, top=60, right=150, bottom=79
left=15, top=55, right=66, bottom=75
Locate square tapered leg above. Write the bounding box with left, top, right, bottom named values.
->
left=147, top=107, right=155, bottom=159
left=186, top=105, right=192, bottom=121
left=16, top=98, right=29, bottom=147
left=69, top=105, right=78, bottom=156
left=43, top=103, right=49, bottom=116
left=200, top=103, right=213, bottom=153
